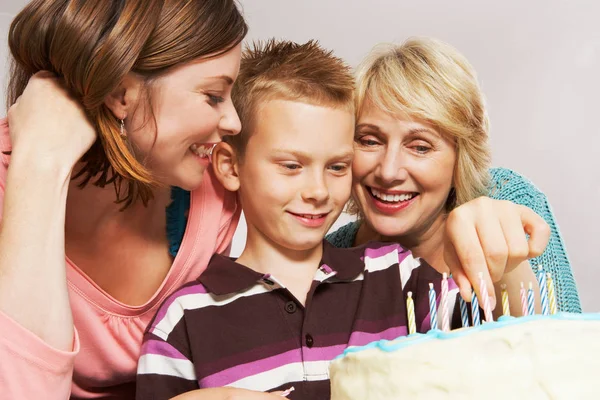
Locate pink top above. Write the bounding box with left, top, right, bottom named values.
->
left=0, top=120, right=241, bottom=399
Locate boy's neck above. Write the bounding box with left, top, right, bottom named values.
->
left=236, top=228, right=324, bottom=306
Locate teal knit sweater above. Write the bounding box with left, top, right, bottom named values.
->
left=325, top=167, right=582, bottom=313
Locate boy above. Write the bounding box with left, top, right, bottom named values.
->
left=136, top=40, right=457, bottom=400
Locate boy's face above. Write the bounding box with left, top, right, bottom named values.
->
left=238, top=99, right=354, bottom=252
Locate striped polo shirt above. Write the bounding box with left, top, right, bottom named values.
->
left=136, top=240, right=457, bottom=399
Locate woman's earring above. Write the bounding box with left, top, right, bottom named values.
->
left=120, top=119, right=126, bottom=137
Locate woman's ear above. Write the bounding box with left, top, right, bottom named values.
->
left=103, top=73, right=143, bottom=120
left=212, top=142, right=241, bottom=192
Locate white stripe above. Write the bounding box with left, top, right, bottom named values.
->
left=152, top=285, right=271, bottom=339
left=137, top=353, right=197, bottom=381
left=398, top=256, right=421, bottom=290
left=364, top=249, right=401, bottom=273
left=226, top=360, right=330, bottom=392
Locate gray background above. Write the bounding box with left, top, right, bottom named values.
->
left=1, top=1, right=598, bottom=311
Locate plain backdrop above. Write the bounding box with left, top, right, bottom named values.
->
left=0, top=1, right=598, bottom=310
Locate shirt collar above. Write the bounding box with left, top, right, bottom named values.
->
left=199, top=240, right=365, bottom=295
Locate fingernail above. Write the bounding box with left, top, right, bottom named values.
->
left=280, top=386, right=295, bottom=397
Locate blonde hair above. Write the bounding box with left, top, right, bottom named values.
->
left=227, top=39, right=354, bottom=156
left=353, top=37, right=491, bottom=211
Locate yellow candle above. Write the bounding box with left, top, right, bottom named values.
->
left=547, top=272, right=558, bottom=315
left=407, top=291, right=417, bottom=335
left=501, top=284, right=510, bottom=317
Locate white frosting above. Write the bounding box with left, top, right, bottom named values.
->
left=330, top=317, right=600, bottom=399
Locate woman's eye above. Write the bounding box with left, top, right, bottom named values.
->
left=355, top=136, right=380, bottom=147
left=207, top=94, right=225, bottom=106
left=413, top=145, right=431, bottom=154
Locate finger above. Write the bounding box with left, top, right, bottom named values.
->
left=446, top=212, right=496, bottom=309
left=498, top=205, right=530, bottom=273
left=518, top=205, right=550, bottom=258
left=444, top=239, right=472, bottom=301
left=474, top=210, right=508, bottom=283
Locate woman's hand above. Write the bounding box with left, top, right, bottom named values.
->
left=444, top=197, right=550, bottom=307
left=171, top=387, right=288, bottom=400
left=7, top=71, right=96, bottom=171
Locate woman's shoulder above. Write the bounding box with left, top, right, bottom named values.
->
left=487, top=167, right=546, bottom=204
left=326, top=220, right=360, bottom=248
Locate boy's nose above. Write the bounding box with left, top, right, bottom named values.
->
left=301, top=176, right=330, bottom=203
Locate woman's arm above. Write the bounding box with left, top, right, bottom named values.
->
left=0, top=73, right=96, bottom=350
left=488, top=167, right=581, bottom=313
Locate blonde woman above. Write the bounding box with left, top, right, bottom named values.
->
left=327, top=37, right=580, bottom=313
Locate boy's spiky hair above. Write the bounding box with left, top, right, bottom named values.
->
left=227, top=39, right=355, bottom=156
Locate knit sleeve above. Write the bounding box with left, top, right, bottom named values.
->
left=487, top=167, right=582, bottom=312
left=326, top=221, right=360, bottom=248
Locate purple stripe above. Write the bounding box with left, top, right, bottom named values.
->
left=448, top=278, right=458, bottom=291
left=151, top=284, right=208, bottom=330
left=321, top=264, right=334, bottom=274
left=141, top=339, right=188, bottom=360
left=348, top=325, right=407, bottom=347
left=200, top=344, right=348, bottom=387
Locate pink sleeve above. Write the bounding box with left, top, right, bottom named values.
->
left=0, top=311, right=79, bottom=399
left=0, top=120, right=78, bottom=398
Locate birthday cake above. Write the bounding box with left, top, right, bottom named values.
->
left=329, top=313, right=600, bottom=399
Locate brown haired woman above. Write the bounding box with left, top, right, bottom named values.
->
left=0, top=0, right=283, bottom=398
left=0, top=2, right=552, bottom=399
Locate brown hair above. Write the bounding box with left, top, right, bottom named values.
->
left=350, top=37, right=491, bottom=214
left=227, top=39, right=355, bottom=157
left=7, top=0, right=248, bottom=207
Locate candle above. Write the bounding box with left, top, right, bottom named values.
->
left=501, top=284, right=510, bottom=317
left=537, top=265, right=549, bottom=315
left=471, top=289, right=481, bottom=326
left=459, top=296, right=470, bottom=328
left=407, top=291, right=417, bottom=335
left=478, top=272, right=494, bottom=323
left=527, top=282, right=535, bottom=316
left=428, top=283, right=438, bottom=330
left=441, top=273, right=450, bottom=332
left=547, top=272, right=558, bottom=315
left=520, top=282, right=528, bottom=316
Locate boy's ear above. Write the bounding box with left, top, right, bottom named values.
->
left=103, top=73, right=143, bottom=120
left=212, top=142, right=241, bottom=192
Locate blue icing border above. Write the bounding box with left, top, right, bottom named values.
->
left=338, top=312, right=600, bottom=359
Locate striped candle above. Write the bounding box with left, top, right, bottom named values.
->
left=441, top=273, right=450, bottom=332
left=537, top=265, right=549, bottom=315
left=459, top=296, right=470, bottom=328
left=428, top=283, right=438, bottom=330
left=501, top=284, right=510, bottom=317
left=471, top=290, right=481, bottom=326
left=478, top=272, right=494, bottom=323
left=520, top=282, right=528, bottom=316
left=547, top=272, right=558, bottom=315
left=407, top=291, right=417, bottom=335
left=527, top=282, right=535, bottom=316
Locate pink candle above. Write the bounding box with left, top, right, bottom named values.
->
left=478, top=272, right=494, bottom=322
left=441, top=272, right=449, bottom=332
left=520, top=282, right=528, bottom=316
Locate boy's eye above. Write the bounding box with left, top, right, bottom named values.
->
left=206, top=94, right=225, bottom=106
left=329, top=164, right=348, bottom=173
left=281, top=163, right=301, bottom=170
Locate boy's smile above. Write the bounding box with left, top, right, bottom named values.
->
left=237, top=99, right=354, bottom=252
